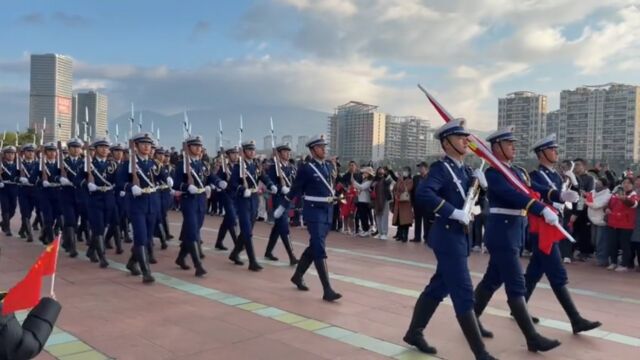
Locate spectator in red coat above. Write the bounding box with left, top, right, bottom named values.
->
left=606, top=177, right=638, bottom=272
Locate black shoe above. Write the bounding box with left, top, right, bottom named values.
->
left=127, top=255, right=141, bottom=276
left=551, top=286, right=601, bottom=334
left=229, top=250, right=244, bottom=265
left=289, top=257, right=299, bottom=266
left=264, top=253, right=279, bottom=261
left=474, top=286, right=495, bottom=338
left=403, top=331, right=437, bottom=355
left=314, top=258, right=341, bottom=302
left=136, top=246, right=155, bottom=284
left=248, top=262, right=263, bottom=272
left=457, top=311, right=497, bottom=360
left=188, top=241, right=207, bottom=277
left=215, top=243, right=228, bottom=251
left=508, top=297, right=560, bottom=352
left=95, top=235, right=109, bottom=269
left=175, top=245, right=191, bottom=270
left=291, top=274, right=309, bottom=290
left=404, top=292, right=439, bottom=354
left=409, top=238, right=421, bottom=242
left=291, top=249, right=312, bottom=290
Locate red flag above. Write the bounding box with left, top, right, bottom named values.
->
left=585, top=192, right=594, bottom=203
left=1, top=264, right=43, bottom=315
left=39, top=236, right=61, bottom=276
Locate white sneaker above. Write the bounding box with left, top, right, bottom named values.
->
left=380, top=235, right=388, bottom=240
left=358, top=231, right=369, bottom=237
left=615, top=266, right=629, bottom=272
left=374, top=234, right=381, bottom=239
left=606, top=264, right=617, bottom=270
left=472, top=245, right=482, bottom=253
left=563, top=257, right=572, bottom=264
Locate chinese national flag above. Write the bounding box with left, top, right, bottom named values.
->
left=528, top=212, right=566, bottom=255
left=585, top=192, right=594, bottom=203
left=39, top=236, right=61, bottom=276
left=1, top=264, right=43, bottom=315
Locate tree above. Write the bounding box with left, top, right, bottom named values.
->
left=0, top=128, right=40, bottom=147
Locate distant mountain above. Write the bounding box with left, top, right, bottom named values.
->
left=108, top=105, right=330, bottom=150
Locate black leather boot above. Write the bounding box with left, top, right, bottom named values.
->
left=136, top=246, right=155, bottom=284
left=18, top=218, right=27, bottom=238
left=104, top=226, right=114, bottom=249
left=113, top=225, right=124, bottom=254
left=197, top=240, right=205, bottom=259
left=314, top=258, right=341, bottom=301
left=403, top=291, right=439, bottom=354
left=264, top=226, right=279, bottom=261
left=163, top=216, right=173, bottom=240
left=552, top=286, right=602, bottom=334
left=126, top=251, right=141, bottom=276
left=508, top=297, right=561, bottom=352
left=245, top=235, right=262, bottom=272
left=2, top=215, right=12, bottom=236
left=65, top=227, right=78, bottom=258
left=282, top=234, right=298, bottom=266
left=474, top=286, right=495, bottom=338
left=95, top=235, right=109, bottom=269
left=86, top=234, right=99, bottom=263
left=291, top=248, right=312, bottom=291
left=189, top=242, right=207, bottom=277
left=215, top=225, right=228, bottom=250
left=25, top=218, right=34, bottom=243
left=122, top=219, right=132, bottom=243
left=175, top=243, right=191, bottom=270
left=228, top=232, right=244, bottom=266
left=147, top=243, right=157, bottom=264
left=157, top=224, right=168, bottom=250
left=457, top=311, right=498, bottom=360
left=32, top=214, right=41, bottom=231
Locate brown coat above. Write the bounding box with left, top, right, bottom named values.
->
left=393, top=178, right=414, bottom=226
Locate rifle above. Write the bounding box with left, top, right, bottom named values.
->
left=128, top=139, right=139, bottom=187
left=218, top=119, right=227, bottom=176
left=57, top=140, right=67, bottom=179
left=0, top=130, right=5, bottom=150
left=461, top=160, right=485, bottom=233
left=238, top=116, right=249, bottom=191
left=183, top=140, right=194, bottom=186
left=84, top=143, right=94, bottom=185
left=40, top=144, right=48, bottom=183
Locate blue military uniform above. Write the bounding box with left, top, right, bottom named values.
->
left=58, top=138, right=86, bottom=258
left=104, top=143, right=126, bottom=252
left=264, top=143, right=298, bottom=265
left=84, top=137, right=118, bottom=268
left=17, top=144, right=40, bottom=242
left=284, top=134, right=342, bottom=302
left=173, top=135, right=224, bottom=277
left=38, top=143, right=63, bottom=245
left=524, top=134, right=602, bottom=334
left=214, top=147, right=239, bottom=251
left=0, top=146, right=20, bottom=236
left=159, top=148, right=174, bottom=241
left=227, top=140, right=276, bottom=271
left=116, top=132, right=167, bottom=284
left=403, top=120, right=496, bottom=359
left=473, top=127, right=561, bottom=353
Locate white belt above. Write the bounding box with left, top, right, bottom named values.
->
left=304, top=195, right=335, bottom=204
left=489, top=208, right=526, bottom=217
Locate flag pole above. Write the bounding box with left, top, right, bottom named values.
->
left=49, top=234, right=61, bottom=299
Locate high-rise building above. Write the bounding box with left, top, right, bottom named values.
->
left=29, top=54, right=73, bottom=142
left=546, top=109, right=560, bottom=137
left=73, top=91, right=108, bottom=142
left=263, top=135, right=272, bottom=151
left=385, top=116, right=434, bottom=161
left=328, top=101, right=386, bottom=163
left=296, top=135, right=309, bottom=155
left=498, top=91, right=547, bottom=162
left=557, top=83, right=640, bottom=162
left=281, top=135, right=293, bottom=146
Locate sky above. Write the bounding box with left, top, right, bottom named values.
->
left=2, top=0, right=640, bottom=132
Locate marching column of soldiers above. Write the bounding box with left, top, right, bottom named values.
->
left=0, top=122, right=605, bottom=359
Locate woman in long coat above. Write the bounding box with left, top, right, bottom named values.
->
left=393, top=167, right=414, bottom=242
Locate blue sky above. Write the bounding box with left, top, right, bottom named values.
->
left=2, top=0, right=640, bottom=132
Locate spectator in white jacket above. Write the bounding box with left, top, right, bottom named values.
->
left=586, top=177, right=612, bottom=267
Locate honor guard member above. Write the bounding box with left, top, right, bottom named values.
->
left=153, top=147, right=170, bottom=250
left=38, top=143, right=63, bottom=245
left=402, top=120, right=496, bottom=359
left=0, top=146, right=19, bottom=236
left=84, top=137, right=118, bottom=268
left=117, top=132, right=167, bottom=284
left=173, top=135, right=226, bottom=277
left=161, top=148, right=175, bottom=240
left=228, top=140, right=277, bottom=271
left=17, top=144, right=39, bottom=242
left=214, top=146, right=240, bottom=251
left=472, top=127, right=561, bottom=353
left=104, top=143, right=126, bottom=251
left=275, top=134, right=341, bottom=302
left=264, top=142, right=299, bottom=266
left=58, top=138, right=85, bottom=258
left=520, top=134, right=601, bottom=333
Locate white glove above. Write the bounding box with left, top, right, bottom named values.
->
left=243, top=188, right=252, bottom=198
left=60, top=177, right=72, bottom=186
left=166, top=177, right=174, bottom=188
left=119, top=191, right=126, bottom=197
left=472, top=168, right=488, bottom=189
left=270, top=185, right=278, bottom=194
left=560, top=190, right=579, bottom=203
left=88, top=182, right=98, bottom=192
left=564, top=171, right=578, bottom=186
left=218, top=180, right=228, bottom=190
left=19, top=177, right=29, bottom=184
left=541, top=207, right=559, bottom=225
left=42, top=180, right=51, bottom=188
left=131, top=185, right=142, bottom=196
left=205, top=185, right=212, bottom=199
left=187, top=184, right=199, bottom=194
left=170, top=189, right=176, bottom=196
left=449, top=209, right=471, bottom=225
left=0, top=182, right=4, bottom=188
left=281, top=186, right=290, bottom=195
left=274, top=205, right=286, bottom=219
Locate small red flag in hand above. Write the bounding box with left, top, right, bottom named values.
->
left=585, top=192, right=594, bottom=203
left=1, top=263, right=43, bottom=315
left=39, top=236, right=61, bottom=276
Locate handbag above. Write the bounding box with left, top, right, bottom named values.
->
left=399, top=191, right=410, bottom=202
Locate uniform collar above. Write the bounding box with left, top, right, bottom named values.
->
left=445, top=155, right=463, bottom=168
left=540, top=163, right=556, bottom=173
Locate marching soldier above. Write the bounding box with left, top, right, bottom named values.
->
left=228, top=140, right=277, bottom=271
left=85, top=137, right=118, bottom=268
left=17, top=144, right=39, bottom=242
left=117, top=132, right=168, bottom=284
left=58, top=138, right=86, bottom=258
left=275, top=134, right=342, bottom=301
left=402, top=120, right=496, bottom=359
left=472, top=127, right=561, bottom=353
left=38, top=142, right=63, bottom=245
left=161, top=148, right=174, bottom=240
left=264, top=142, right=298, bottom=266
left=153, top=146, right=170, bottom=251
left=215, top=147, right=240, bottom=251
left=522, top=134, right=601, bottom=333
left=104, top=143, right=125, bottom=252
left=0, top=146, right=19, bottom=236
left=173, top=135, right=226, bottom=277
